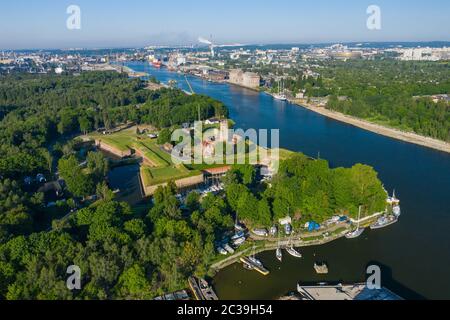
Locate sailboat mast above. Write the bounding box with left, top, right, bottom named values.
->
left=357, top=206, right=361, bottom=229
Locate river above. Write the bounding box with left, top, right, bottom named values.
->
left=125, top=61, right=450, bottom=300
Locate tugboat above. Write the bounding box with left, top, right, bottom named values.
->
left=345, top=206, right=365, bottom=239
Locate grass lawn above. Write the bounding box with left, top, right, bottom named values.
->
left=141, top=164, right=202, bottom=186
left=89, top=129, right=136, bottom=152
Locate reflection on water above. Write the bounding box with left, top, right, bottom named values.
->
left=107, top=164, right=143, bottom=205
left=126, top=61, right=450, bottom=300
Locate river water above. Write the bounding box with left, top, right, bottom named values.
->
left=126, top=61, right=450, bottom=300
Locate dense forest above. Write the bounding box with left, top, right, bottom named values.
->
left=311, top=61, right=449, bottom=141
left=266, top=60, right=449, bottom=141
left=223, top=154, right=387, bottom=228
left=0, top=72, right=227, bottom=242
left=0, top=71, right=387, bottom=300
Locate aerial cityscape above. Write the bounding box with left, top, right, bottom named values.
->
left=0, top=0, right=449, bottom=307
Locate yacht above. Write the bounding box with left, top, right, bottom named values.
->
left=252, top=228, right=269, bottom=237
left=345, top=206, right=365, bottom=239
left=232, top=236, right=246, bottom=246
left=286, top=246, right=302, bottom=258
left=276, top=247, right=283, bottom=262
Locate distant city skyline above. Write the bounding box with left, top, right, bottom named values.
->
left=1, top=0, right=449, bottom=50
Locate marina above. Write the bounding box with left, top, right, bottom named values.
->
left=126, top=62, right=450, bottom=300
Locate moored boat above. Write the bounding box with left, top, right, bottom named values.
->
left=345, top=206, right=365, bottom=239
left=370, top=215, right=398, bottom=230
left=232, top=236, right=246, bottom=246
left=345, top=228, right=365, bottom=239
left=217, top=246, right=228, bottom=255
left=252, top=228, right=269, bottom=237
left=286, top=246, right=302, bottom=258
left=231, top=230, right=245, bottom=241
left=393, top=205, right=401, bottom=217
left=224, top=243, right=235, bottom=254
left=276, top=247, right=283, bottom=262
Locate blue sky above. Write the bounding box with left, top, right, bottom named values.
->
left=0, top=0, right=449, bottom=49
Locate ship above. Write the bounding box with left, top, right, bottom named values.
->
left=273, top=79, right=287, bottom=101
left=370, top=214, right=398, bottom=230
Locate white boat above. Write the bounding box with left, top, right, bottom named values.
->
left=252, top=228, right=269, bottom=237
left=345, top=228, right=365, bottom=239
left=231, top=231, right=245, bottom=241
left=286, top=246, right=302, bottom=258
left=370, top=215, right=398, bottom=230
left=273, top=79, right=287, bottom=101
left=224, top=244, right=235, bottom=254
left=276, top=247, right=283, bottom=262
left=393, top=205, right=401, bottom=217
left=276, top=230, right=283, bottom=262
left=232, top=236, right=246, bottom=246
left=270, top=225, right=278, bottom=237
left=345, top=206, right=365, bottom=239
left=273, top=93, right=287, bottom=101
left=217, top=246, right=228, bottom=255
left=248, top=256, right=263, bottom=268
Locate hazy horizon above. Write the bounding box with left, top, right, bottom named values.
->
left=1, top=0, right=449, bottom=50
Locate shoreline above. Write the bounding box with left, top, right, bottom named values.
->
left=127, top=62, right=450, bottom=154
left=290, top=99, right=450, bottom=154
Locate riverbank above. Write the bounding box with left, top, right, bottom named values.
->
left=209, top=226, right=350, bottom=275
left=290, top=99, right=450, bottom=154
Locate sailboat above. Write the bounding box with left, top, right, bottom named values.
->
left=286, top=232, right=302, bottom=258
left=276, top=231, right=283, bottom=262
left=273, top=79, right=287, bottom=101
left=248, top=246, right=263, bottom=267
left=345, top=206, right=365, bottom=239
